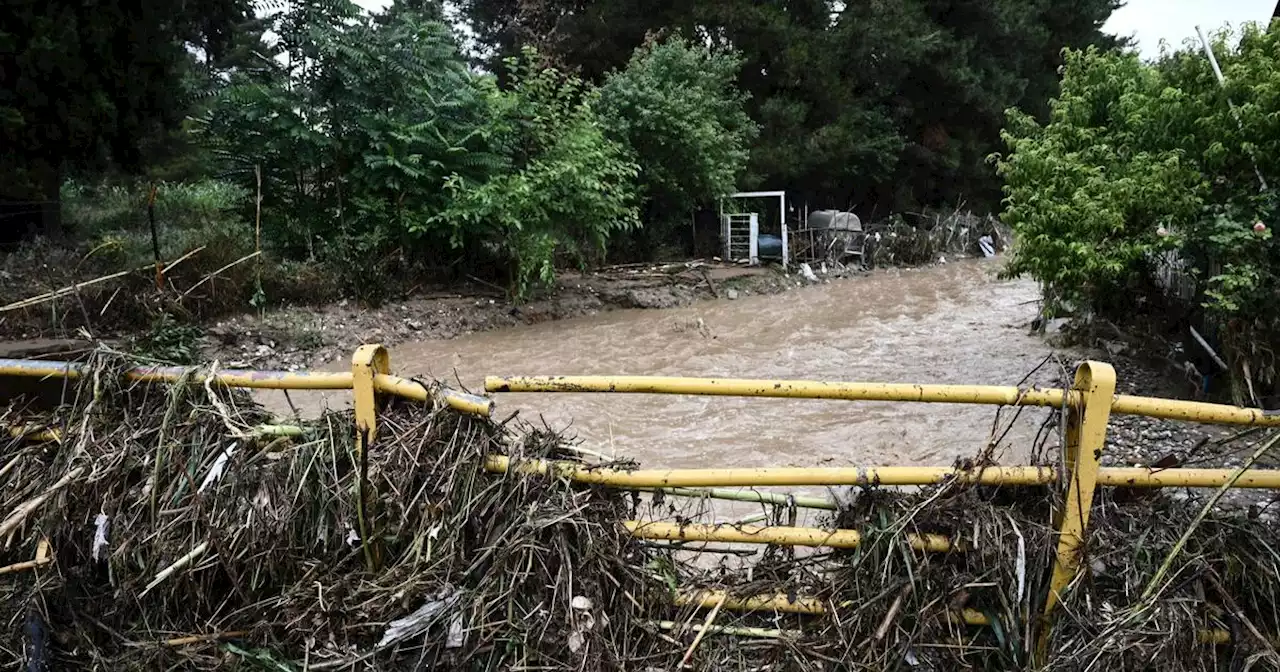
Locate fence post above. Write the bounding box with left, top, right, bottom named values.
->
left=352, top=344, right=390, bottom=450
left=1040, top=360, right=1115, bottom=656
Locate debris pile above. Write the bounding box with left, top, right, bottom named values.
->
left=0, top=350, right=1277, bottom=670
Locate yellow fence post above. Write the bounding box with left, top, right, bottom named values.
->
left=352, top=344, right=390, bottom=449
left=1041, top=360, right=1115, bottom=654
left=351, top=344, right=390, bottom=571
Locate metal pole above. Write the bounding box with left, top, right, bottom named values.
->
left=1195, top=25, right=1268, bottom=191
left=1040, top=362, right=1115, bottom=658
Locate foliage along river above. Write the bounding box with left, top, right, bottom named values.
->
left=263, top=258, right=1067, bottom=475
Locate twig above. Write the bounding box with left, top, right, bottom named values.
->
left=149, top=183, right=162, bottom=289
left=161, top=631, right=247, bottom=647
left=874, top=585, right=911, bottom=640
left=140, top=540, right=210, bottom=597
left=181, top=251, right=263, bottom=297
left=679, top=591, right=726, bottom=667
left=0, top=247, right=205, bottom=312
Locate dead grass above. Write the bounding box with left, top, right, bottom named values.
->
left=0, top=349, right=1277, bottom=670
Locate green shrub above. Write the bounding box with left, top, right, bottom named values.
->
left=436, top=49, right=640, bottom=300
left=597, top=38, right=756, bottom=254
left=996, top=25, right=1280, bottom=398
left=131, top=313, right=205, bottom=364
left=200, top=0, right=500, bottom=267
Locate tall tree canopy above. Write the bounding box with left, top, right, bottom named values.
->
left=0, top=0, right=250, bottom=239
left=455, top=0, right=1122, bottom=216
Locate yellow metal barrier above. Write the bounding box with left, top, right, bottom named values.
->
left=623, top=521, right=953, bottom=552
left=485, top=362, right=1280, bottom=650
left=6, top=349, right=1278, bottom=649
left=484, top=455, right=1280, bottom=489
left=0, top=355, right=492, bottom=418
left=486, top=374, right=1280, bottom=427
left=1042, top=361, right=1113, bottom=656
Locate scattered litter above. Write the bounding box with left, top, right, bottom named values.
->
left=377, top=586, right=463, bottom=649
left=91, top=513, right=109, bottom=561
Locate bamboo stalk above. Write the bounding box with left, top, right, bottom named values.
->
left=679, top=591, right=726, bottom=667
left=0, top=467, right=85, bottom=540
left=647, top=620, right=796, bottom=639
left=182, top=251, right=263, bottom=297
left=0, top=247, right=206, bottom=312
left=140, top=541, right=210, bottom=597
left=0, top=538, right=52, bottom=575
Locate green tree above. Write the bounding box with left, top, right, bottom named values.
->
left=597, top=38, right=756, bottom=254
left=997, top=25, right=1280, bottom=400
left=200, top=0, right=500, bottom=300
left=438, top=49, right=640, bottom=298
left=454, top=0, right=1121, bottom=215
left=0, top=0, right=251, bottom=240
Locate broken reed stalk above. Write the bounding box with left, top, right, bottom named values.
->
left=1140, top=430, right=1280, bottom=603
left=0, top=538, right=51, bottom=575
left=679, top=591, right=726, bottom=667
left=0, top=247, right=205, bottom=312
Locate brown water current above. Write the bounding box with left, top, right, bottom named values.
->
left=265, top=258, right=1068, bottom=475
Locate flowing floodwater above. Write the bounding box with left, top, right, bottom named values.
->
left=267, top=258, right=1067, bottom=472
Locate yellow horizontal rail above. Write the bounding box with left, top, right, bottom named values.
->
left=1098, top=467, right=1280, bottom=489
left=636, top=486, right=836, bottom=510
left=0, top=358, right=491, bottom=417
left=486, top=375, right=1070, bottom=407
left=1110, top=394, right=1280, bottom=426
left=625, top=521, right=952, bottom=552
left=373, top=373, right=494, bottom=417
left=485, top=375, right=1280, bottom=428
left=1, top=358, right=354, bottom=390
left=487, top=456, right=1280, bottom=489
left=488, top=455, right=1055, bottom=487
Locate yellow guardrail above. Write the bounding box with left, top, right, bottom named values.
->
left=484, top=360, right=1280, bottom=655
left=6, top=346, right=1278, bottom=652
left=0, top=346, right=493, bottom=419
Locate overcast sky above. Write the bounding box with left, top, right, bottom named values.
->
left=352, top=0, right=1278, bottom=59
left=1107, top=0, right=1275, bottom=57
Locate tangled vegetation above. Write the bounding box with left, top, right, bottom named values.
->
left=998, top=24, right=1280, bottom=404
left=2, top=351, right=1278, bottom=670
left=9, top=0, right=756, bottom=306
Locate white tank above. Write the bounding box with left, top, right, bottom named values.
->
left=806, top=210, right=861, bottom=231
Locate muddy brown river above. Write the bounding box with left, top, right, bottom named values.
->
left=264, top=259, right=1067, bottom=474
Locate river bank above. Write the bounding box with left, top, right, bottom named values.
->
left=201, top=259, right=864, bottom=370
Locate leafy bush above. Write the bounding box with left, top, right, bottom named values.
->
left=438, top=50, right=640, bottom=299
left=201, top=0, right=500, bottom=301
left=997, top=25, right=1280, bottom=399
left=597, top=38, right=756, bottom=253
left=131, top=313, right=205, bottom=364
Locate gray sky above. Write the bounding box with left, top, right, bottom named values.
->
left=352, top=0, right=1278, bottom=59
left=1106, top=0, right=1275, bottom=57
